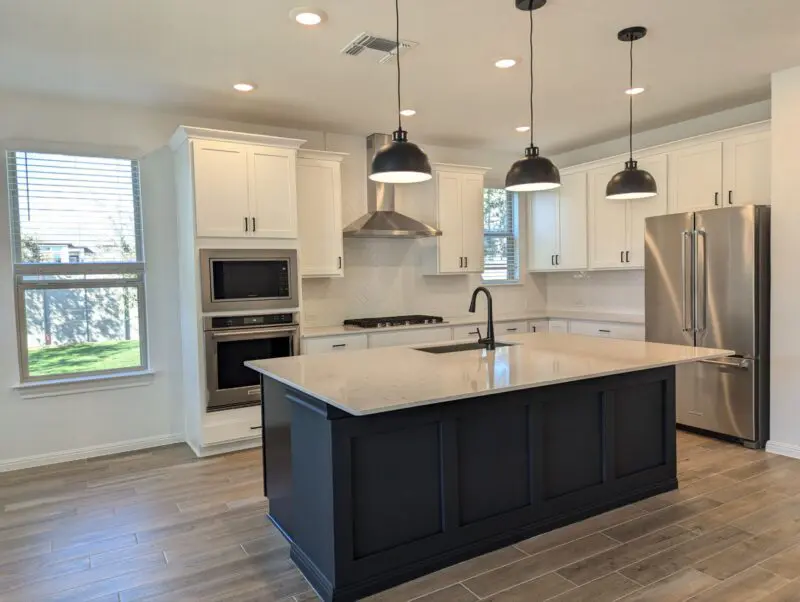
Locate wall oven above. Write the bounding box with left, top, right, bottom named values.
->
left=204, top=313, right=298, bottom=412
left=199, top=249, right=299, bottom=313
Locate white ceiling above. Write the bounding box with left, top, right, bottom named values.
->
left=0, top=0, right=798, bottom=153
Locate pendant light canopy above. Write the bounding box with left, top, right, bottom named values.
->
left=505, top=0, right=560, bottom=193
left=606, top=26, right=657, bottom=200
left=369, top=0, right=432, bottom=184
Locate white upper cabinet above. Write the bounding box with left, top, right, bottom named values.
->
left=427, top=164, right=491, bottom=275
left=528, top=171, right=587, bottom=272
left=669, top=141, right=724, bottom=213
left=170, top=127, right=305, bottom=240
left=667, top=124, right=771, bottom=213
left=192, top=141, right=251, bottom=238
left=249, top=147, right=298, bottom=238
left=722, top=130, right=771, bottom=206
left=588, top=154, right=667, bottom=269
left=296, top=150, right=347, bottom=278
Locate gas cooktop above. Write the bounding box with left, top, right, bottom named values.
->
left=343, top=315, right=445, bottom=329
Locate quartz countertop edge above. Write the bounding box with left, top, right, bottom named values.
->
left=246, top=333, right=731, bottom=416
left=302, top=310, right=645, bottom=338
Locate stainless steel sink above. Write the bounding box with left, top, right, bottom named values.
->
left=415, top=342, right=516, bottom=354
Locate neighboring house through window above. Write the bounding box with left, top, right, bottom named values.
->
left=7, top=151, right=147, bottom=382
left=482, top=188, right=520, bottom=283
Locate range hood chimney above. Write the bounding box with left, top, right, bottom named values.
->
left=343, top=133, right=441, bottom=238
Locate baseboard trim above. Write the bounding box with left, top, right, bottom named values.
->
left=766, top=440, right=800, bottom=459
left=0, top=433, right=184, bottom=473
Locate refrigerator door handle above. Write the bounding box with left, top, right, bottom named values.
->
left=681, top=230, right=693, bottom=332
left=694, top=229, right=708, bottom=333
left=700, top=357, right=750, bottom=369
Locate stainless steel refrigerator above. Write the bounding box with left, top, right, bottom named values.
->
left=645, top=205, right=770, bottom=448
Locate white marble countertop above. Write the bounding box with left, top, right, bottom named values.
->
left=246, top=333, right=729, bottom=416
left=302, top=309, right=644, bottom=338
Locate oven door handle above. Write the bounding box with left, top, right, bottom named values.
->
left=210, top=327, right=298, bottom=339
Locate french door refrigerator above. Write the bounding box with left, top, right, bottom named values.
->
left=645, top=205, right=770, bottom=448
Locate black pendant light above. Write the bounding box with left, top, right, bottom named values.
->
left=369, top=0, right=432, bottom=184
left=505, top=0, right=560, bottom=192
left=606, top=26, right=657, bottom=200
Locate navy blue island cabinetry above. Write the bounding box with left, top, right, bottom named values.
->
left=259, top=366, right=677, bottom=602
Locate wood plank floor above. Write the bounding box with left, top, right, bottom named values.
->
left=2, top=431, right=800, bottom=601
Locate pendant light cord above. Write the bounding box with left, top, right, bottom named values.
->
left=528, top=3, right=534, bottom=148
left=395, top=0, right=402, bottom=132
left=628, top=38, right=634, bottom=162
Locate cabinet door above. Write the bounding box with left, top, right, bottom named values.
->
left=668, top=141, right=723, bottom=213
left=556, top=172, right=588, bottom=270
left=436, top=172, right=465, bottom=273
left=588, top=165, right=629, bottom=269
left=249, top=147, right=298, bottom=239
left=528, top=190, right=559, bottom=271
left=460, top=174, right=485, bottom=273
left=722, top=130, right=771, bottom=206
left=192, top=141, right=250, bottom=238
left=548, top=319, right=569, bottom=333
left=297, top=159, right=343, bottom=277
left=626, top=154, right=669, bottom=268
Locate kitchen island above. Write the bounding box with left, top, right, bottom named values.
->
left=246, top=333, right=730, bottom=602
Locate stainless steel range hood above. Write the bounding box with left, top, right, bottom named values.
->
left=343, top=133, right=441, bottom=238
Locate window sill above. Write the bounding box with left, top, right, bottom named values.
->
left=13, top=369, right=155, bottom=399
left=481, top=281, right=524, bottom=287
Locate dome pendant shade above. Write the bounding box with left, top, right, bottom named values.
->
left=505, top=145, right=561, bottom=192
left=369, top=128, right=432, bottom=184
left=606, top=159, right=657, bottom=200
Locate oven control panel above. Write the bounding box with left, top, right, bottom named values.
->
left=210, top=313, right=296, bottom=329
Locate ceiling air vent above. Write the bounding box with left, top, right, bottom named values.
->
left=341, top=32, right=418, bottom=64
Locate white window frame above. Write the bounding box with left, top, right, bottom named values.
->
left=482, top=188, right=520, bottom=284
left=7, top=150, right=149, bottom=383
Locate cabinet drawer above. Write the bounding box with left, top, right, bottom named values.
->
left=452, top=324, right=482, bottom=340
left=548, top=319, right=569, bottom=333
left=568, top=320, right=645, bottom=341
left=202, top=406, right=262, bottom=446
left=496, top=320, right=527, bottom=335
left=302, top=334, right=368, bottom=355
left=528, top=320, right=550, bottom=333
left=368, top=327, right=452, bottom=349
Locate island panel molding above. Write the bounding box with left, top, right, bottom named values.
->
left=260, top=366, right=676, bottom=602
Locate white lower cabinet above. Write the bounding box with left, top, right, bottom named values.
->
left=548, top=320, right=569, bottom=333
left=528, top=320, right=549, bottom=333
left=568, top=320, right=645, bottom=341
left=452, top=324, right=482, bottom=340
left=368, top=327, right=453, bottom=349
left=302, top=334, right=368, bottom=355
left=496, top=321, right=527, bottom=335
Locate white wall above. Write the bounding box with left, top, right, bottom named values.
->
left=767, top=67, right=800, bottom=457
left=545, top=271, right=644, bottom=315
left=0, top=90, right=542, bottom=468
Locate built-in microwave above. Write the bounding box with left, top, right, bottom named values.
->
left=199, top=249, right=299, bottom=313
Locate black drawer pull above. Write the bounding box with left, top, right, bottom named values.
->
left=250, top=426, right=262, bottom=430
left=506, top=328, right=518, bottom=332
left=598, top=329, right=611, bottom=333
left=332, top=343, right=347, bottom=348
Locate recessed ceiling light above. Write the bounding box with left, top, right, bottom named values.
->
left=626, top=86, right=645, bottom=95
left=400, top=109, right=416, bottom=116
left=495, top=58, right=517, bottom=69
left=290, top=7, right=328, bottom=26
left=515, top=126, right=530, bottom=132
left=233, top=83, right=256, bottom=92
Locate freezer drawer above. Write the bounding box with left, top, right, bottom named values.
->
left=676, top=357, right=756, bottom=441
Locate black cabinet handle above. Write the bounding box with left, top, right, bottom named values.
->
left=555, top=255, right=560, bottom=266
left=620, top=251, right=624, bottom=263
left=506, top=328, right=518, bottom=332
left=244, top=217, right=249, bottom=232
left=465, top=256, right=468, bottom=268
left=598, top=329, right=611, bottom=333
left=459, top=257, right=463, bottom=268
left=714, top=192, right=720, bottom=206
left=531, top=326, right=537, bottom=332
left=250, top=426, right=262, bottom=430
left=551, top=255, right=555, bottom=266
left=337, top=256, right=342, bottom=269
left=728, top=190, right=733, bottom=205
left=332, top=343, right=346, bottom=349
left=625, top=251, right=630, bottom=263
left=252, top=217, right=256, bottom=231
